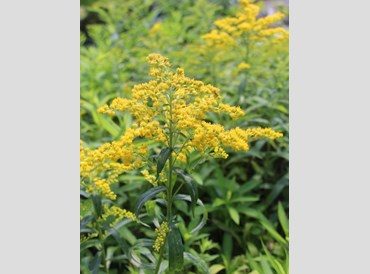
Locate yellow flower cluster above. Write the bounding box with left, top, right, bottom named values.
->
left=98, top=53, right=282, bottom=164
left=237, top=62, right=251, bottom=71
left=202, top=0, right=288, bottom=48
left=100, top=205, right=138, bottom=227
left=149, top=22, right=161, bottom=36
left=80, top=232, right=98, bottom=244
left=80, top=130, right=147, bottom=199
left=153, top=221, right=171, bottom=252
left=201, top=30, right=236, bottom=50
left=87, top=179, right=117, bottom=200
left=141, top=169, right=157, bottom=186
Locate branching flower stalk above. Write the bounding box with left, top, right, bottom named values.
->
left=80, top=53, right=282, bottom=273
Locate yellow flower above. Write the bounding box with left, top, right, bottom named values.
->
left=100, top=206, right=138, bottom=227
left=150, top=22, right=161, bottom=36
left=237, top=62, right=251, bottom=71
left=153, top=222, right=171, bottom=252
left=141, top=169, right=157, bottom=186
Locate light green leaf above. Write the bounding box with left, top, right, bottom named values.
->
left=278, top=202, right=289, bottom=237
left=228, top=207, right=240, bottom=225
left=209, top=264, right=225, bottom=274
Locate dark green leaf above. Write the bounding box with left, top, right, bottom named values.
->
left=173, top=167, right=198, bottom=216
left=168, top=224, right=184, bottom=272
left=261, top=175, right=288, bottom=210
left=89, top=252, right=102, bottom=274
left=222, top=233, right=232, bottom=261
left=80, top=239, right=102, bottom=252
left=92, top=195, right=102, bottom=217
left=110, top=229, right=129, bottom=255
left=147, top=96, right=153, bottom=107
left=134, top=186, right=167, bottom=216
left=80, top=228, right=96, bottom=234
left=80, top=215, right=94, bottom=229
left=157, top=148, right=171, bottom=176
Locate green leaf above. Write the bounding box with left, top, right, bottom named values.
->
left=260, top=219, right=287, bottom=246
left=157, top=148, right=172, bottom=177
left=173, top=194, right=208, bottom=233
left=228, top=207, right=240, bottom=225
left=231, top=196, right=259, bottom=204
left=92, top=195, right=102, bottom=217
left=278, top=202, right=289, bottom=237
left=209, top=264, right=225, bottom=274
left=260, top=256, right=274, bottom=274
left=246, top=253, right=263, bottom=273
left=261, top=242, right=286, bottom=274
left=222, top=233, right=232, bottom=261
left=239, top=179, right=261, bottom=194
left=80, top=215, right=94, bottom=229
left=184, top=252, right=210, bottom=274
left=134, top=186, right=167, bottom=216
left=238, top=76, right=247, bottom=95
left=89, top=251, right=102, bottom=274
left=173, top=167, right=198, bottom=216
left=80, top=239, right=102, bottom=252
left=167, top=224, right=184, bottom=272
left=261, top=175, right=288, bottom=210
left=110, top=229, right=129, bottom=255
left=128, top=239, right=157, bottom=270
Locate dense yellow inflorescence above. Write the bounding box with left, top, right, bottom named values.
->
left=80, top=129, right=148, bottom=199
left=81, top=53, right=282, bottom=200
left=153, top=221, right=171, bottom=252
left=202, top=0, right=288, bottom=50
left=100, top=205, right=138, bottom=227
left=99, top=53, right=281, bottom=159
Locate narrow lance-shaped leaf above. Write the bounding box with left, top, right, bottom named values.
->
left=134, top=186, right=167, bottom=216
left=278, top=202, right=289, bottom=238
left=173, top=167, right=198, bottom=216
left=167, top=223, right=184, bottom=273
left=80, top=215, right=94, bottom=229
left=157, top=148, right=171, bottom=177
left=92, top=195, right=102, bottom=217
left=89, top=251, right=102, bottom=274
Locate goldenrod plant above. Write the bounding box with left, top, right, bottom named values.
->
left=81, top=54, right=282, bottom=273
left=80, top=0, right=289, bottom=273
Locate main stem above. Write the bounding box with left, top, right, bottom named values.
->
left=155, top=88, right=174, bottom=274
left=167, top=87, right=174, bottom=222
left=98, top=228, right=109, bottom=274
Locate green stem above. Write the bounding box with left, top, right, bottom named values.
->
left=172, top=182, right=184, bottom=197
left=154, top=239, right=166, bottom=274
left=167, top=88, right=174, bottom=221
left=97, top=228, right=109, bottom=274
left=155, top=87, right=175, bottom=273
